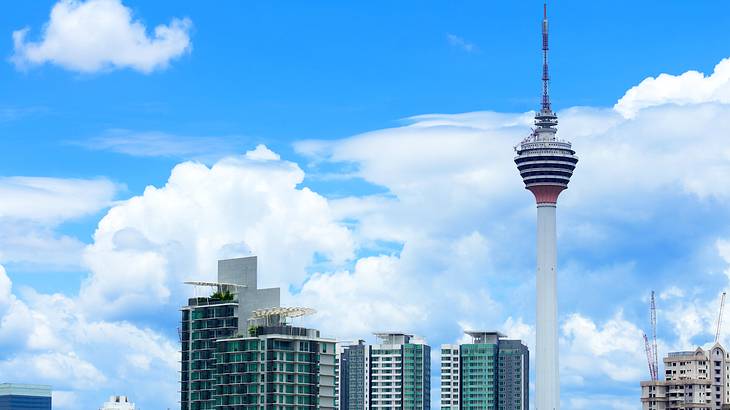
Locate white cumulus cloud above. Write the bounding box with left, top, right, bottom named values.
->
left=561, top=312, right=646, bottom=384
left=12, top=0, right=192, bottom=73
left=79, top=145, right=353, bottom=318
left=615, top=57, right=730, bottom=118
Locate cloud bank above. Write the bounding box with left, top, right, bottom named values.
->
left=0, top=177, right=117, bottom=270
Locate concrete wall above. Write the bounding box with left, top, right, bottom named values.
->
left=217, top=256, right=280, bottom=333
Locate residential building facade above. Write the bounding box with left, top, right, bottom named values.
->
left=439, top=332, right=529, bottom=410
left=370, top=333, right=430, bottom=410
left=214, top=309, right=336, bottom=410
left=181, top=256, right=281, bottom=410
left=440, top=344, right=460, bottom=410
left=338, top=334, right=430, bottom=410
left=339, top=340, right=370, bottom=410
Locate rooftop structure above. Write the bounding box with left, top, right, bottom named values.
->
left=183, top=256, right=281, bottom=332
left=99, top=395, right=136, bottom=410
left=373, top=332, right=413, bottom=345
left=464, top=331, right=506, bottom=344
left=513, top=4, right=578, bottom=410
left=249, top=306, right=316, bottom=326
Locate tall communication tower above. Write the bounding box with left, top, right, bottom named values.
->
left=514, top=3, right=578, bottom=409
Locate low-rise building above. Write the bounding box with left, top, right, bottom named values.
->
left=0, top=384, right=51, bottom=410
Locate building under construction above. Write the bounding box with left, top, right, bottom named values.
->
left=640, top=344, right=730, bottom=410
left=640, top=292, right=730, bottom=410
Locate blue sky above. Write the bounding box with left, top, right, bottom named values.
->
left=2, top=1, right=730, bottom=409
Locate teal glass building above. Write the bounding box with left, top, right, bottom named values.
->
left=0, top=384, right=51, bottom=410
left=181, top=257, right=281, bottom=410
left=214, top=322, right=336, bottom=410
left=440, top=332, right=529, bottom=410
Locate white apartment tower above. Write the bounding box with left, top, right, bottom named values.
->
left=370, top=333, right=430, bottom=410
left=641, top=344, right=730, bottom=410
left=338, top=335, right=429, bottom=410
left=440, top=344, right=460, bottom=410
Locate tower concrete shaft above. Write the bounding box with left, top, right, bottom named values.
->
left=514, top=3, right=578, bottom=409
left=536, top=204, right=559, bottom=410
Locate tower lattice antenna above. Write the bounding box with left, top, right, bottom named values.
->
left=541, top=1, right=551, bottom=113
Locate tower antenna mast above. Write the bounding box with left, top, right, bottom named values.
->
left=541, top=1, right=551, bottom=113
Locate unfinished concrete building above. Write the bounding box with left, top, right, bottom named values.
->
left=641, top=344, right=730, bottom=410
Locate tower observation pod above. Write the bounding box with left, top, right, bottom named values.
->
left=514, top=3, right=577, bottom=410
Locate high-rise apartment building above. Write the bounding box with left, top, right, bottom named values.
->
left=640, top=344, right=730, bottom=410
left=0, top=384, right=51, bottom=410
left=440, top=345, right=460, bottom=410
left=439, top=332, right=529, bottom=410
left=214, top=307, right=336, bottom=410
left=181, top=256, right=280, bottom=410
left=339, top=340, right=370, bottom=410
left=370, top=333, right=430, bottom=410
left=338, top=334, right=430, bottom=410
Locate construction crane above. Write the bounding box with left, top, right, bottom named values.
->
left=650, top=291, right=659, bottom=381
left=643, top=332, right=657, bottom=381
left=716, top=292, right=726, bottom=343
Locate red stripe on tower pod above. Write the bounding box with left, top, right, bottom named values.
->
left=528, top=185, right=565, bottom=204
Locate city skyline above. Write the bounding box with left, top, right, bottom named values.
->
left=2, top=1, right=730, bottom=410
